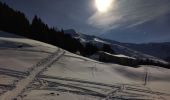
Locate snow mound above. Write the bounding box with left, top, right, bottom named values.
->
left=0, top=31, right=170, bottom=100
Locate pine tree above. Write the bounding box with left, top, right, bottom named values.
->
left=102, top=44, right=115, bottom=54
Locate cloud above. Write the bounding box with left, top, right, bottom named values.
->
left=88, top=0, right=170, bottom=31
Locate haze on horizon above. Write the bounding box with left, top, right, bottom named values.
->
left=1, top=0, right=170, bottom=43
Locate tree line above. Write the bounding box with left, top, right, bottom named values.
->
left=0, top=2, right=86, bottom=54
left=1, top=2, right=169, bottom=68
left=0, top=1, right=116, bottom=57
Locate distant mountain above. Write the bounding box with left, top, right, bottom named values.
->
left=123, top=42, right=170, bottom=60
left=64, top=29, right=169, bottom=64
left=63, top=29, right=79, bottom=37
left=101, top=38, right=170, bottom=61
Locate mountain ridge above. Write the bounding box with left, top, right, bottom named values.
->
left=63, top=29, right=170, bottom=62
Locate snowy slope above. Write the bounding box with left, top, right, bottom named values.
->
left=0, top=31, right=170, bottom=100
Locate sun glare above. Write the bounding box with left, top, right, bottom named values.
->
left=95, top=0, right=113, bottom=12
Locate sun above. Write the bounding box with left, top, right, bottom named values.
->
left=95, top=0, right=113, bottom=12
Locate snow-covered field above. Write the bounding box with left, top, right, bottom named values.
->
left=0, top=31, right=170, bottom=100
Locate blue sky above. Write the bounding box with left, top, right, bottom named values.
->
left=1, top=0, right=170, bottom=43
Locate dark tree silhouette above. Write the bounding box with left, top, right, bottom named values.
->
left=0, top=2, right=84, bottom=53
left=83, top=43, right=99, bottom=56
left=165, top=56, right=170, bottom=63
left=1, top=1, right=169, bottom=68
left=102, top=44, right=115, bottom=54
left=0, top=2, right=30, bottom=35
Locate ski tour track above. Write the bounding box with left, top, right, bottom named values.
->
left=0, top=48, right=170, bottom=100
left=0, top=48, right=65, bottom=100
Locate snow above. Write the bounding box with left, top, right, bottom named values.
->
left=110, top=43, right=169, bottom=64
left=75, top=33, right=169, bottom=65
left=102, top=52, right=136, bottom=59
left=0, top=31, right=170, bottom=100
left=0, top=49, right=49, bottom=72
left=94, top=38, right=110, bottom=44
left=0, top=75, right=17, bottom=85
left=42, top=56, right=131, bottom=84
left=22, top=90, right=100, bottom=100
left=114, top=54, right=136, bottom=59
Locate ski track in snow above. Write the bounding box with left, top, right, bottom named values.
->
left=0, top=31, right=170, bottom=100
left=1, top=54, right=170, bottom=100
left=23, top=74, right=170, bottom=100
left=0, top=51, right=170, bottom=100
left=0, top=48, right=65, bottom=100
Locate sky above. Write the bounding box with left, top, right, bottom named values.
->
left=1, top=0, right=170, bottom=43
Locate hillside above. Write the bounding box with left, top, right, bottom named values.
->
left=1, top=0, right=168, bottom=68
left=64, top=29, right=169, bottom=65
left=123, top=42, right=170, bottom=60
left=101, top=37, right=170, bottom=62
left=0, top=31, right=170, bottom=100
